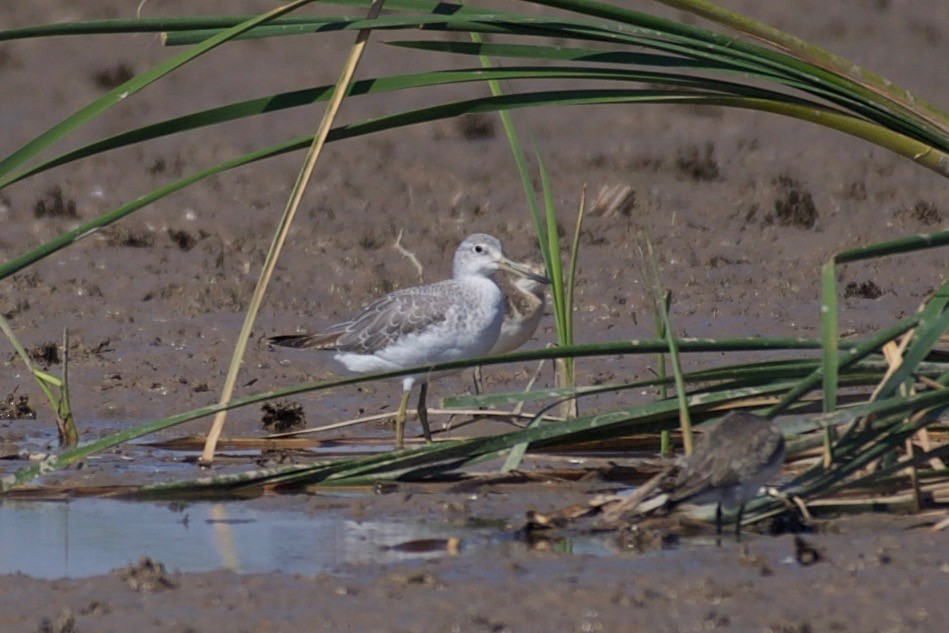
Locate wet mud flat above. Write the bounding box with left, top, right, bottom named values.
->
left=0, top=0, right=947, bottom=632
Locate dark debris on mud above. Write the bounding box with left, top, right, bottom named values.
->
left=898, top=200, right=943, bottom=226
left=0, top=391, right=35, bottom=420
left=32, top=186, right=78, bottom=219
left=771, top=174, right=818, bottom=228
left=120, top=557, right=178, bottom=593
left=261, top=400, right=306, bottom=432
left=27, top=341, right=60, bottom=366
left=675, top=142, right=720, bottom=181
left=91, top=62, right=134, bottom=90
left=845, top=280, right=884, bottom=299
left=103, top=225, right=156, bottom=248
left=167, top=228, right=205, bottom=252
left=454, top=113, right=496, bottom=141
left=793, top=535, right=826, bottom=566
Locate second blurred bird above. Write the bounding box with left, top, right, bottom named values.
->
left=473, top=262, right=548, bottom=393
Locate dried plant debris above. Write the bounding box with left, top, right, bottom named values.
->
left=0, top=392, right=36, bottom=420
left=590, top=184, right=636, bottom=217
left=120, top=557, right=178, bottom=593
left=771, top=174, right=818, bottom=228
left=675, top=142, right=720, bottom=181
left=845, top=280, right=884, bottom=299
left=33, top=186, right=78, bottom=219
left=262, top=400, right=306, bottom=432
left=92, top=62, right=135, bottom=90
left=103, top=225, right=155, bottom=248
left=455, top=113, right=496, bottom=140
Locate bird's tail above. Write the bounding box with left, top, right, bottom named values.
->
left=268, top=332, right=341, bottom=350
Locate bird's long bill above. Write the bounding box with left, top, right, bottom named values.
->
left=497, top=257, right=552, bottom=284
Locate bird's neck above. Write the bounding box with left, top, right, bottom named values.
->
left=454, top=269, right=497, bottom=283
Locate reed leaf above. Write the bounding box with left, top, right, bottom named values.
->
left=0, top=334, right=876, bottom=491
left=651, top=0, right=949, bottom=135
left=0, top=0, right=320, bottom=180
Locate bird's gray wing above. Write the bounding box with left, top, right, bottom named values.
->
left=669, top=430, right=785, bottom=503
left=268, top=281, right=457, bottom=353
left=667, top=444, right=719, bottom=503
left=333, top=286, right=452, bottom=353
left=713, top=429, right=785, bottom=486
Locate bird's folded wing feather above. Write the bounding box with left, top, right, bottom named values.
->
left=332, top=289, right=451, bottom=353
left=669, top=431, right=785, bottom=503
left=667, top=450, right=719, bottom=503
left=269, top=283, right=456, bottom=353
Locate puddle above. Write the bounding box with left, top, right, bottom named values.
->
left=0, top=498, right=617, bottom=579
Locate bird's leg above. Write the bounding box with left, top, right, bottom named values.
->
left=417, top=382, right=432, bottom=442
left=472, top=366, right=485, bottom=395
left=395, top=390, right=411, bottom=449
left=735, top=504, right=745, bottom=542
left=715, top=503, right=723, bottom=546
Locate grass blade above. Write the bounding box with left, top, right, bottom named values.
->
left=639, top=236, right=694, bottom=454
left=649, top=0, right=949, bottom=135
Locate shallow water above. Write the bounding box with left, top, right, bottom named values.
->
left=0, top=498, right=615, bottom=579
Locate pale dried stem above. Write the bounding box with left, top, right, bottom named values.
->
left=265, top=407, right=564, bottom=438
left=200, top=0, right=387, bottom=464
left=393, top=229, right=425, bottom=284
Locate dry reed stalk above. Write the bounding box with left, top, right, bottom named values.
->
left=200, top=0, right=387, bottom=464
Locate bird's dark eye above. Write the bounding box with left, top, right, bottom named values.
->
left=474, top=244, right=485, bottom=254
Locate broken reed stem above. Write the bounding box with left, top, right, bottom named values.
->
left=660, top=289, right=693, bottom=455
left=819, top=259, right=837, bottom=467
left=265, top=406, right=565, bottom=438
left=513, top=359, right=547, bottom=417
left=58, top=328, right=77, bottom=447
left=559, top=186, right=586, bottom=419
left=905, top=436, right=922, bottom=512
left=200, top=0, right=387, bottom=464
left=638, top=234, right=693, bottom=455
left=654, top=289, right=671, bottom=456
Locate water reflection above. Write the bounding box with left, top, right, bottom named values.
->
left=0, top=497, right=623, bottom=580
left=0, top=499, right=509, bottom=579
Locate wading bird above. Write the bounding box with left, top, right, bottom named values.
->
left=270, top=233, right=550, bottom=448
left=665, top=411, right=786, bottom=539
left=473, top=262, right=548, bottom=393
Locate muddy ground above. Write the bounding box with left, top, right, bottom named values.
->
left=0, top=0, right=947, bottom=631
